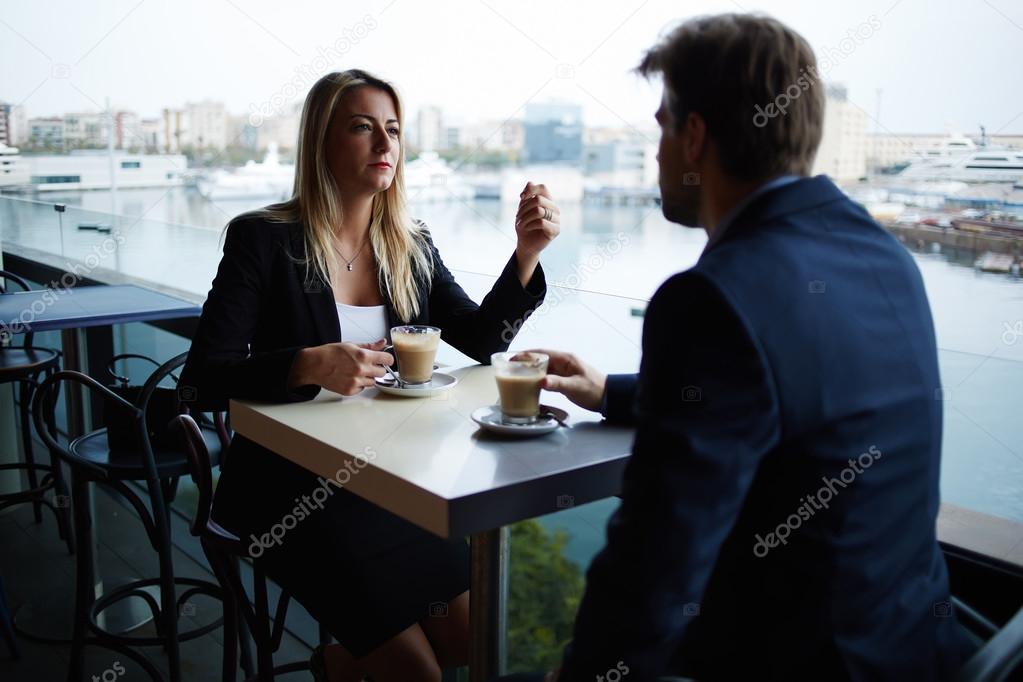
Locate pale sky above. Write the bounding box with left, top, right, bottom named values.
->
left=2, top=0, right=1021, bottom=136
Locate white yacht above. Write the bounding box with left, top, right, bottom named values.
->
left=898, top=136, right=1023, bottom=183
left=403, top=152, right=474, bottom=202
left=198, top=148, right=474, bottom=203
left=0, top=143, right=28, bottom=187
left=197, top=143, right=295, bottom=201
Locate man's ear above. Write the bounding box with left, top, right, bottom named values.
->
left=682, top=111, right=707, bottom=166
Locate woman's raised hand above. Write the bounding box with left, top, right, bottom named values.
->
left=514, top=181, right=561, bottom=260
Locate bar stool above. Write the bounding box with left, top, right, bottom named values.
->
left=0, top=269, right=73, bottom=553
left=32, top=354, right=226, bottom=682
left=174, top=413, right=334, bottom=681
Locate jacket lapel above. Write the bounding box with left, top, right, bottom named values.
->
left=288, top=223, right=341, bottom=345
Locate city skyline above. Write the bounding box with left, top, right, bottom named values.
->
left=1, top=0, right=1021, bottom=138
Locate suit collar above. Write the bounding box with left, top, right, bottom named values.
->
left=703, top=175, right=846, bottom=253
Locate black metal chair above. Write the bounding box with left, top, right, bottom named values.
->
left=32, top=353, right=226, bottom=682
left=957, top=602, right=1023, bottom=681
left=0, top=269, right=73, bottom=554
left=174, top=413, right=333, bottom=681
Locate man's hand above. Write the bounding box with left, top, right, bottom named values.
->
left=532, top=349, right=606, bottom=413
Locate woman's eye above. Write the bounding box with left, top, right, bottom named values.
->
left=388, top=128, right=400, bottom=137
left=354, top=123, right=371, bottom=131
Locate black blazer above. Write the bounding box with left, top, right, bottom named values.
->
left=179, top=215, right=545, bottom=528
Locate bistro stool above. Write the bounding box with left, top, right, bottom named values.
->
left=32, top=353, right=226, bottom=682
left=0, top=269, right=73, bottom=554
left=175, top=413, right=334, bottom=682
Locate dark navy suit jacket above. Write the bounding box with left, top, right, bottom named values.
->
left=559, top=176, right=962, bottom=681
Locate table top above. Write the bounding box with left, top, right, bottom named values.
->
left=230, top=364, right=635, bottom=538
left=0, top=284, right=201, bottom=334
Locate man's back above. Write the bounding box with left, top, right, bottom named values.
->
left=679, top=175, right=960, bottom=678
left=560, top=176, right=963, bottom=681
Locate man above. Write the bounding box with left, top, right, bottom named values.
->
left=507, top=13, right=964, bottom=682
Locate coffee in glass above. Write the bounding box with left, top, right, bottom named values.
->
left=492, top=351, right=549, bottom=424
left=390, top=325, right=441, bottom=385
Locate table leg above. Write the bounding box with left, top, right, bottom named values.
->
left=59, top=329, right=88, bottom=435
left=469, top=526, right=509, bottom=682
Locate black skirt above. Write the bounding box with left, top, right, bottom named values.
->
left=211, top=436, right=470, bottom=657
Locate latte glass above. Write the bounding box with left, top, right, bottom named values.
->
left=492, top=351, right=549, bottom=424
left=390, top=325, right=441, bottom=385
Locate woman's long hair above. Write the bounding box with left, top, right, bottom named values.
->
left=248, top=69, right=431, bottom=322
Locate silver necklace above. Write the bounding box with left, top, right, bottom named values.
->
left=334, top=238, right=368, bottom=272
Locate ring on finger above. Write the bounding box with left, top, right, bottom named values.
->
left=542, top=207, right=553, bottom=221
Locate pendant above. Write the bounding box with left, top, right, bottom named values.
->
left=347, top=263, right=353, bottom=272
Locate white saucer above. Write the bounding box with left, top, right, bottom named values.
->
left=374, top=371, right=458, bottom=397
left=470, top=404, right=568, bottom=437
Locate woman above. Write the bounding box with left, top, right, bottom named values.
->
left=180, top=69, right=560, bottom=682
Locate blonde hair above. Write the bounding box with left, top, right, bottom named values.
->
left=249, top=69, right=432, bottom=322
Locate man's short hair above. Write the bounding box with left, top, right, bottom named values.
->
left=639, top=13, right=825, bottom=181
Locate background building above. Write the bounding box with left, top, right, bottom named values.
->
left=158, top=101, right=228, bottom=153
left=28, top=116, right=64, bottom=150
left=0, top=102, right=27, bottom=146
left=523, top=102, right=583, bottom=165
left=185, top=100, right=228, bottom=152
left=584, top=139, right=651, bottom=188
left=415, top=105, right=444, bottom=153
left=447, top=119, right=524, bottom=155
left=812, top=84, right=868, bottom=183
left=254, top=102, right=301, bottom=154
left=62, top=111, right=109, bottom=149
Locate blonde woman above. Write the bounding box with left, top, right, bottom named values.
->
left=180, top=69, right=559, bottom=681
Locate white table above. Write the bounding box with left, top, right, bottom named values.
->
left=230, top=362, right=635, bottom=681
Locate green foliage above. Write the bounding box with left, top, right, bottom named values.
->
left=507, top=519, right=584, bottom=673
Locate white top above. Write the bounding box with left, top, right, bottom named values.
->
left=336, top=302, right=388, bottom=345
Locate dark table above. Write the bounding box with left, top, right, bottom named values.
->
left=1, top=283, right=200, bottom=638
left=1, top=284, right=200, bottom=433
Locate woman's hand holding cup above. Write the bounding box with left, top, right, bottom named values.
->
left=289, top=339, right=394, bottom=396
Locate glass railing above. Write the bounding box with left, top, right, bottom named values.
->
left=4, top=191, right=1023, bottom=673
left=0, top=193, right=647, bottom=671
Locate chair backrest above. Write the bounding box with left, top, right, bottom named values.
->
left=173, top=414, right=214, bottom=539
left=0, top=270, right=31, bottom=295
left=1, top=269, right=37, bottom=348
left=958, top=604, right=1023, bottom=681
left=138, top=350, right=188, bottom=415
left=106, top=353, right=180, bottom=388
left=32, top=370, right=147, bottom=480
left=136, top=350, right=231, bottom=452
